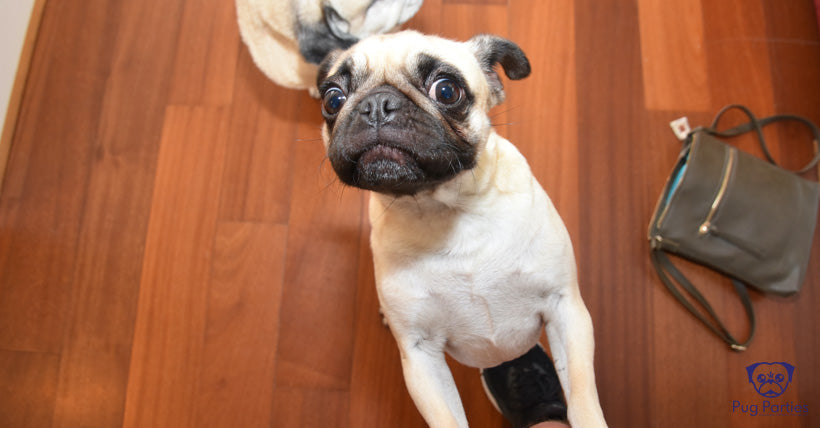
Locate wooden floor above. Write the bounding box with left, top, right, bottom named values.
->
left=1, top=0, right=819, bottom=427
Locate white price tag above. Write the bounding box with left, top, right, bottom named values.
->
left=669, top=117, right=691, bottom=141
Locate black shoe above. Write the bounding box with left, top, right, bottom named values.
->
left=481, top=345, right=568, bottom=428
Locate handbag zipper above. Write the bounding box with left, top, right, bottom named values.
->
left=698, top=148, right=737, bottom=235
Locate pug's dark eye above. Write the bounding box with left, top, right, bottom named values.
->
left=322, top=87, right=347, bottom=115
left=429, top=78, right=462, bottom=105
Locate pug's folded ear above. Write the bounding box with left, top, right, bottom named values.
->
left=468, top=34, right=531, bottom=107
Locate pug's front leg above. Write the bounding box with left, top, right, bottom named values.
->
left=545, top=291, right=608, bottom=428
left=397, top=335, right=467, bottom=428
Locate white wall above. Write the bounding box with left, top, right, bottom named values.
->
left=1, top=0, right=37, bottom=137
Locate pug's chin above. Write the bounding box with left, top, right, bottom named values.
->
left=355, top=145, right=426, bottom=195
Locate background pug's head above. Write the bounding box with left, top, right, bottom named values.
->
left=317, top=31, right=530, bottom=196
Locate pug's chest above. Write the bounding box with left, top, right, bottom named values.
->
left=370, top=190, right=571, bottom=364
left=374, top=204, right=563, bottom=321
left=376, top=215, right=550, bottom=298
left=428, top=263, right=549, bottom=331
left=378, top=256, right=551, bottom=367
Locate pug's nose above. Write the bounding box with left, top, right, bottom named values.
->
left=358, top=91, right=404, bottom=126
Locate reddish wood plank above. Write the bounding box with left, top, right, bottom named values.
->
left=508, top=0, right=580, bottom=243
left=192, top=222, right=287, bottom=427
left=574, top=1, right=655, bottom=426
left=638, top=0, right=711, bottom=112
left=123, top=106, right=230, bottom=428
left=402, top=0, right=443, bottom=33
left=443, top=0, right=507, bottom=4
left=50, top=0, right=189, bottom=426
left=794, top=245, right=820, bottom=428
left=218, top=48, right=301, bottom=223
left=649, top=256, right=735, bottom=427
left=761, top=0, right=820, bottom=171
left=439, top=3, right=507, bottom=40
left=169, top=0, right=240, bottom=105
left=703, top=0, right=776, bottom=115
left=816, top=0, right=820, bottom=31
left=0, top=0, right=123, bottom=354
left=0, top=350, right=60, bottom=427
left=271, top=387, right=351, bottom=427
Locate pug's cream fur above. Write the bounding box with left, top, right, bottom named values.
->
left=318, top=31, right=608, bottom=428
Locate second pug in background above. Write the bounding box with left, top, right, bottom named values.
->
left=236, top=0, right=423, bottom=94
left=317, top=31, right=609, bottom=428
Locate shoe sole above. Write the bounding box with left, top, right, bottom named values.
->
left=479, top=343, right=548, bottom=415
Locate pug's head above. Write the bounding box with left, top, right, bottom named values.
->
left=317, top=31, right=530, bottom=196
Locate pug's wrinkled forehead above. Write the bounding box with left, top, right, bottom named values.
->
left=317, top=31, right=530, bottom=123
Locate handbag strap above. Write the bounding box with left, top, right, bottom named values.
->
left=696, top=104, right=820, bottom=175
left=650, top=249, right=756, bottom=351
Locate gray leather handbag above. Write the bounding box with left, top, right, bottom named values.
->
left=648, top=105, right=820, bottom=351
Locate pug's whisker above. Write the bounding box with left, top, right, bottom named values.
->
left=335, top=182, right=351, bottom=202
left=490, top=121, right=523, bottom=128
left=372, top=195, right=400, bottom=222
left=318, top=166, right=342, bottom=193
left=296, top=136, right=324, bottom=143
left=318, top=154, right=331, bottom=173
left=489, top=104, right=523, bottom=119
left=411, top=194, right=422, bottom=212
left=320, top=178, right=340, bottom=195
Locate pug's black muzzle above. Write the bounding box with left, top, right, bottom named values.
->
left=328, top=85, right=475, bottom=196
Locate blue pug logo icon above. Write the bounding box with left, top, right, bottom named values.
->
left=746, top=362, right=795, bottom=398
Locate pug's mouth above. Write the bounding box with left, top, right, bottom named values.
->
left=352, top=143, right=426, bottom=195
left=327, top=104, right=477, bottom=196
left=359, top=144, right=412, bottom=168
